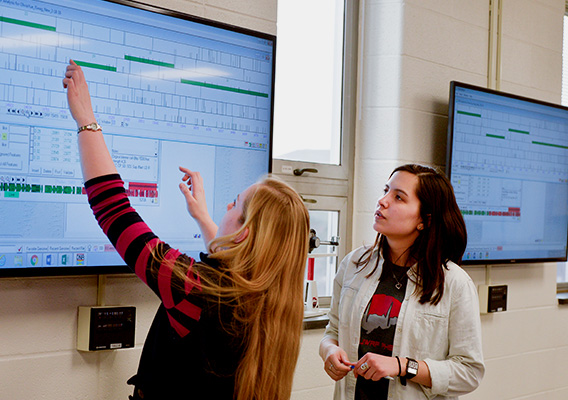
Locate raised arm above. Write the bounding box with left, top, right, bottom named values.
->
left=62, top=60, right=116, bottom=180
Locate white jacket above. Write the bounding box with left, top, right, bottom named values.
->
left=321, top=246, right=485, bottom=399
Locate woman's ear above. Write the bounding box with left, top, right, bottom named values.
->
left=233, top=227, right=249, bottom=243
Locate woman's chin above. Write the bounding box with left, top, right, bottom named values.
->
left=372, top=222, right=384, bottom=234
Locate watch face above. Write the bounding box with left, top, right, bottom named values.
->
left=408, top=359, right=419, bottom=374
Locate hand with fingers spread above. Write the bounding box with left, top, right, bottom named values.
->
left=178, top=166, right=217, bottom=245
left=353, top=353, right=399, bottom=382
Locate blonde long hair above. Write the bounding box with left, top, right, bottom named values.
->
left=163, top=177, right=310, bottom=399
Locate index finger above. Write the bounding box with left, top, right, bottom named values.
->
left=179, top=166, right=197, bottom=178
left=65, top=60, right=81, bottom=74
left=179, top=166, right=191, bottom=180
left=64, top=62, right=84, bottom=85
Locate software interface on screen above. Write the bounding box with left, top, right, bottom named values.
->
left=0, top=0, right=273, bottom=271
left=450, top=84, right=568, bottom=262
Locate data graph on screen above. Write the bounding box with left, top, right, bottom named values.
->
left=0, top=0, right=274, bottom=275
left=447, top=82, right=568, bottom=264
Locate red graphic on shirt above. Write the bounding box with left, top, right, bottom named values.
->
left=362, top=294, right=402, bottom=334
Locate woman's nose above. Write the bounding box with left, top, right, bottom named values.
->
left=227, top=202, right=234, bottom=211
left=378, top=195, right=388, bottom=208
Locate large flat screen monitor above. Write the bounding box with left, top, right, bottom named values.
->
left=446, top=81, right=568, bottom=265
left=0, top=0, right=275, bottom=276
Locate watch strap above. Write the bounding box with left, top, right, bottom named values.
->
left=400, top=357, right=418, bottom=386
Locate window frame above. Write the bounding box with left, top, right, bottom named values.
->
left=272, top=0, right=358, bottom=305
left=558, top=6, right=568, bottom=293
left=272, top=0, right=358, bottom=182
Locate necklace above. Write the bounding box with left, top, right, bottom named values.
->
left=392, top=267, right=408, bottom=290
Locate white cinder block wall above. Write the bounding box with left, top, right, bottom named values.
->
left=347, top=1, right=568, bottom=400
left=2, top=1, right=568, bottom=399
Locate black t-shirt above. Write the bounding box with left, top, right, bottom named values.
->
left=355, top=259, right=408, bottom=400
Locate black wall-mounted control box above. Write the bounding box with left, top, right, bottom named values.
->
left=77, top=306, right=135, bottom=351
left=479, top=284, right=508, bottom=314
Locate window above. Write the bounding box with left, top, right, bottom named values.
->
left=273, top=0, right=344, bottom=165
left=272, top=0, right=359, bottom=300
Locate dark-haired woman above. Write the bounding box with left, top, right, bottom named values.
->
left=320, top=164, right=484, bottom=399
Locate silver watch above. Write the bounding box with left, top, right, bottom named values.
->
left=77, top=122, right=102, bottom=134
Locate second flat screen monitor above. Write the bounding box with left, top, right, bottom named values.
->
left=447, top=81, right=568, bottom=265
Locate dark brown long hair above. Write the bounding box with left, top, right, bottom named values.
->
left=356, top=164, right=467, bottom=305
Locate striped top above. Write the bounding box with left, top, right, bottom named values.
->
left=85, top=174, right=203, bottom=337
left=85, top=174, right=241, bottom=398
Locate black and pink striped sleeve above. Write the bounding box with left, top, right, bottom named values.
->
left=84, top=174, right=202, bottom=337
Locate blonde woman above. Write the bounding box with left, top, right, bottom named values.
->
left=63, top=60, right=310, bottom=400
